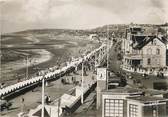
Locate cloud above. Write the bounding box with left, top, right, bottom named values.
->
left=1, top=0, right=168, bottom=33
left=162, top=0, right=168, bottom=22
left=46, top=3, right=123, bottom=28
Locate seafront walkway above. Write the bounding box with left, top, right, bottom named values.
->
left=0, top=43, right=107, bottom=98
left=27, top=70, right=97, bottom=117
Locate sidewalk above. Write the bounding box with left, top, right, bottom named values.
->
left=27, top=69, right=97, bottom=117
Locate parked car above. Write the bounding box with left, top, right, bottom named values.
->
left=0, top=99, right=12, bottom=111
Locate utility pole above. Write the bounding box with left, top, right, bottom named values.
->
left=81, top=61, right=84, bottom=104
left=106, top=25, right=109, bottom=90
left=41, top=77, right=45, bottom=117
left=57, top=70, right=62, bottom=117
left=94, top=53, right=97, bottom=69
left=26, top=56, right=29, bottom=79
left=57, top=97, right=60, bottom=117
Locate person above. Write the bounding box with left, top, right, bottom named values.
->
left=48, top=96, right=51, bottom=103
left=21, top=97, right=24, bottom=103
left=45, top=81, right=48, bottom=87
left=21, top=97, right=25, bottom=112
left=17, top=78, right=21, bottom=83
left=72, top=77, right=74, bottom=83
left=45, top=95, right=48, bottom=104
left=0, top=83, right=5, bottom=89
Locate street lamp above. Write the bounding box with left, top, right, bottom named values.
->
left=106, top=25, right=109, bottom=90
left=81, top=61, right=84, bottom=104
left=41, top=76, right=45, bottom=117
left=22, top=55, right=32, bottom=79
left=26, top=56, right=29, bottom=79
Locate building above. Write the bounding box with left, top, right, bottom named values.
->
left=101, top=87, right=168, bottom=117
left=89, top=34, right=100, bottom=41
left=101, top=87, right=143, bottom=117
left=96, top=66, right=168, bottom=117
left=122, top=26, right=168, bottom=72
left=127, top=96, right=168, bottom=117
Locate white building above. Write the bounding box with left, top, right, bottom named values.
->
left=101, top=87, right=143, bottom=117
left=101, top=87, right=168, bottom=117
left=127, top=96, right=168, bottom=117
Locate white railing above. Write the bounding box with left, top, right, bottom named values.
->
left=121, top=64, right=168, bottom=76
left=0, top=44, right=107, bottom=97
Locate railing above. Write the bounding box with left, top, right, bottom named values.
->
left=121, top=64, right=168, bottom=76
left=0, top=44, right=107, bottom=98
left=27, top=78, right=97, bottom=117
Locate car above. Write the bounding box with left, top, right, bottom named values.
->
left=0, top=99, right=12, bottom=111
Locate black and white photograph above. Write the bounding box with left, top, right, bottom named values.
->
left=0, top=0, right=168, bottom=117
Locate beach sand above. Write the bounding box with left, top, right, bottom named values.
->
left=1, top=34, right=99, bottom=86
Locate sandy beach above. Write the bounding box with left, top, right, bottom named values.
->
left=1, top=34, right=99, bottom=86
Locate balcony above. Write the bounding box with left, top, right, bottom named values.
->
left=124, top=53, right=143, bottom=60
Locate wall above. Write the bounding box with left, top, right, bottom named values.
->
left=142, top=38, right=166, bottom=68
left=143, top=103, right=167, bottom=117
left=127, top=100, right=143, bottom=117
left=102, top=94, right=129, bottom=117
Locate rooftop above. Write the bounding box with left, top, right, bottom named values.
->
left=133, top=36, right=167, bottom=49
left=102, top=87, right=142, bottom=95
left=127, top=96, right=168, bottom=103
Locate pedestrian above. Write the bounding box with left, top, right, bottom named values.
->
left=45, top=81, right=48, bottom=87
left=45, top=95, right=49, bottom=104
left=72, top=76, right=74, bottom=83
left=17, top=78, right=20, bottom=83
left=45, top=95, right=47, bottom=103
left=21, top=97, right=24, bottom=103
left=48, top=96, right=51, bottom=103
left=21, top=97, right=25, bottom=112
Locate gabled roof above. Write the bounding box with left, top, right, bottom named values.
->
left=132, top=35, right=146, bottom=44
left=133, top=36, right=167, bottom=49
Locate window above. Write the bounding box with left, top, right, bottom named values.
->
left=104, top=99, right=124, bottom=117
left=147, top=48, right=152, bottom=54
left=156, top=49, right=160, bottom=55
left=147, top=58, right=151, bottom=65
left=129, top=104, right=138, bottom=117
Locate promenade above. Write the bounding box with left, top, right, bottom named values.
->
left=1, top=43, right=107, bottom=117
left=1, top=67, right=97, bottom=117
left=0, top=44, right=106, bottom=99
left=27, top=69, right=97, bottom=117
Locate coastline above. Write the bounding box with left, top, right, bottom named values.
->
left=1, top=37, right=99, bottom=86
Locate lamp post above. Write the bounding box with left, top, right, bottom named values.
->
left=81, top=61, right=84, bottom=104
left=57, top=97, right=60, bottom=117
left=106, top=25, right=109, bottom=90
left=41, top=76, right=45, bottom=117
left=26, top=56, right=29, bottom=79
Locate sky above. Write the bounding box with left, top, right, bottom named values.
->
left=0, top=0, right=168, bottom=33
